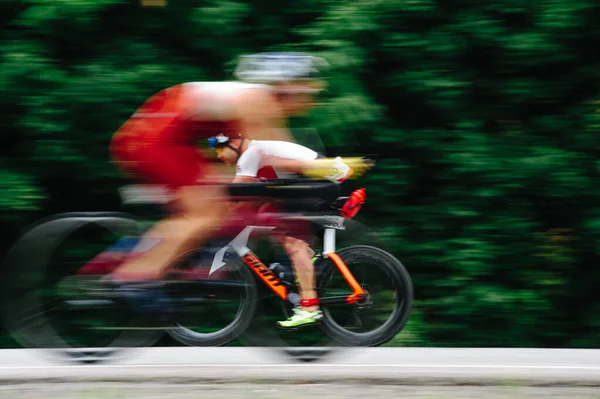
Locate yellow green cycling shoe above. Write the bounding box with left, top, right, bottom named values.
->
left=277, top=307, right=323, bottom=329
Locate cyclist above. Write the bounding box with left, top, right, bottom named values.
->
left=107, top=52, right=329, bottom=287
left=104, top=52, right=370, bottom=314
left=207, top=133, right=352, bottom=328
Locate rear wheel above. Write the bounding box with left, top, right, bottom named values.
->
left=317, top=245, right=413, bottom=347
left=1, top=213, right=164, bottom=363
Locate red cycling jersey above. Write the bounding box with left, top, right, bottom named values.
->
left=110, top=82, right=271, bottom=190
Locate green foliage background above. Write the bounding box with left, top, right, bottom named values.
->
left=1, top=0, right=600, bottom=348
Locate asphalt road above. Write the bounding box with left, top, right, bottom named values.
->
left=0, top=347, right=599, bottom=387
left=1, top=383, right=600, bottom=399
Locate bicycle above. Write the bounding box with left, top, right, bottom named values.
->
left=1, top=176, right=413, bottom=363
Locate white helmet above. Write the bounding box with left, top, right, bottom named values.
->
left=233, top=52, right=329, bottom=86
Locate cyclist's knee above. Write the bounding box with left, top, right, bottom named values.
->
left=284, top=236, right=310, bottom=259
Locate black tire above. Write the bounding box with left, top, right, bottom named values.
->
left=317, top=245, right=413, bottom=347
left=166, top=259, right=258, bottom=346
left=1, top=213, right=165, bottom=362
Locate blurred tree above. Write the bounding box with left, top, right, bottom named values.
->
left=1, top=0, right=600, bottom=348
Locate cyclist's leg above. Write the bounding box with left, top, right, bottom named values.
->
left=280, top=231, right=323, bottom=328
left=283, top=235, right=317, bottom=309
left=113, top=185, right=228, bottom=281
left=257, top=180, right=339, bottom=300
left=110, top=134, right=230, bottom=282
left=258, top=202, right=322, bottom=327
left=266, top=204, right=317, bottom=307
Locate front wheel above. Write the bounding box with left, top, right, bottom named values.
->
left=317, top=245, right=413, bottom=347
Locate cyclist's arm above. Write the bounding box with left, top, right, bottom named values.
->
left=260, top=155, right=305, bottom=174
left=232, top=175, right=256, bottom=184
left=225, top=147, right=263, bottom=212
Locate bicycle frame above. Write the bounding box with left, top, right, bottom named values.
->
left=209, top=188, right=368, bottom=307
left=119, top=183, right=369, bottom=306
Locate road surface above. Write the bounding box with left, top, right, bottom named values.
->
left=0, top=347, right=598, bottom=387
left=1, top=382, right=600, bottom=399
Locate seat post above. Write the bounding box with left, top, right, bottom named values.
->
left=323, top=228, right=336, bottom=257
